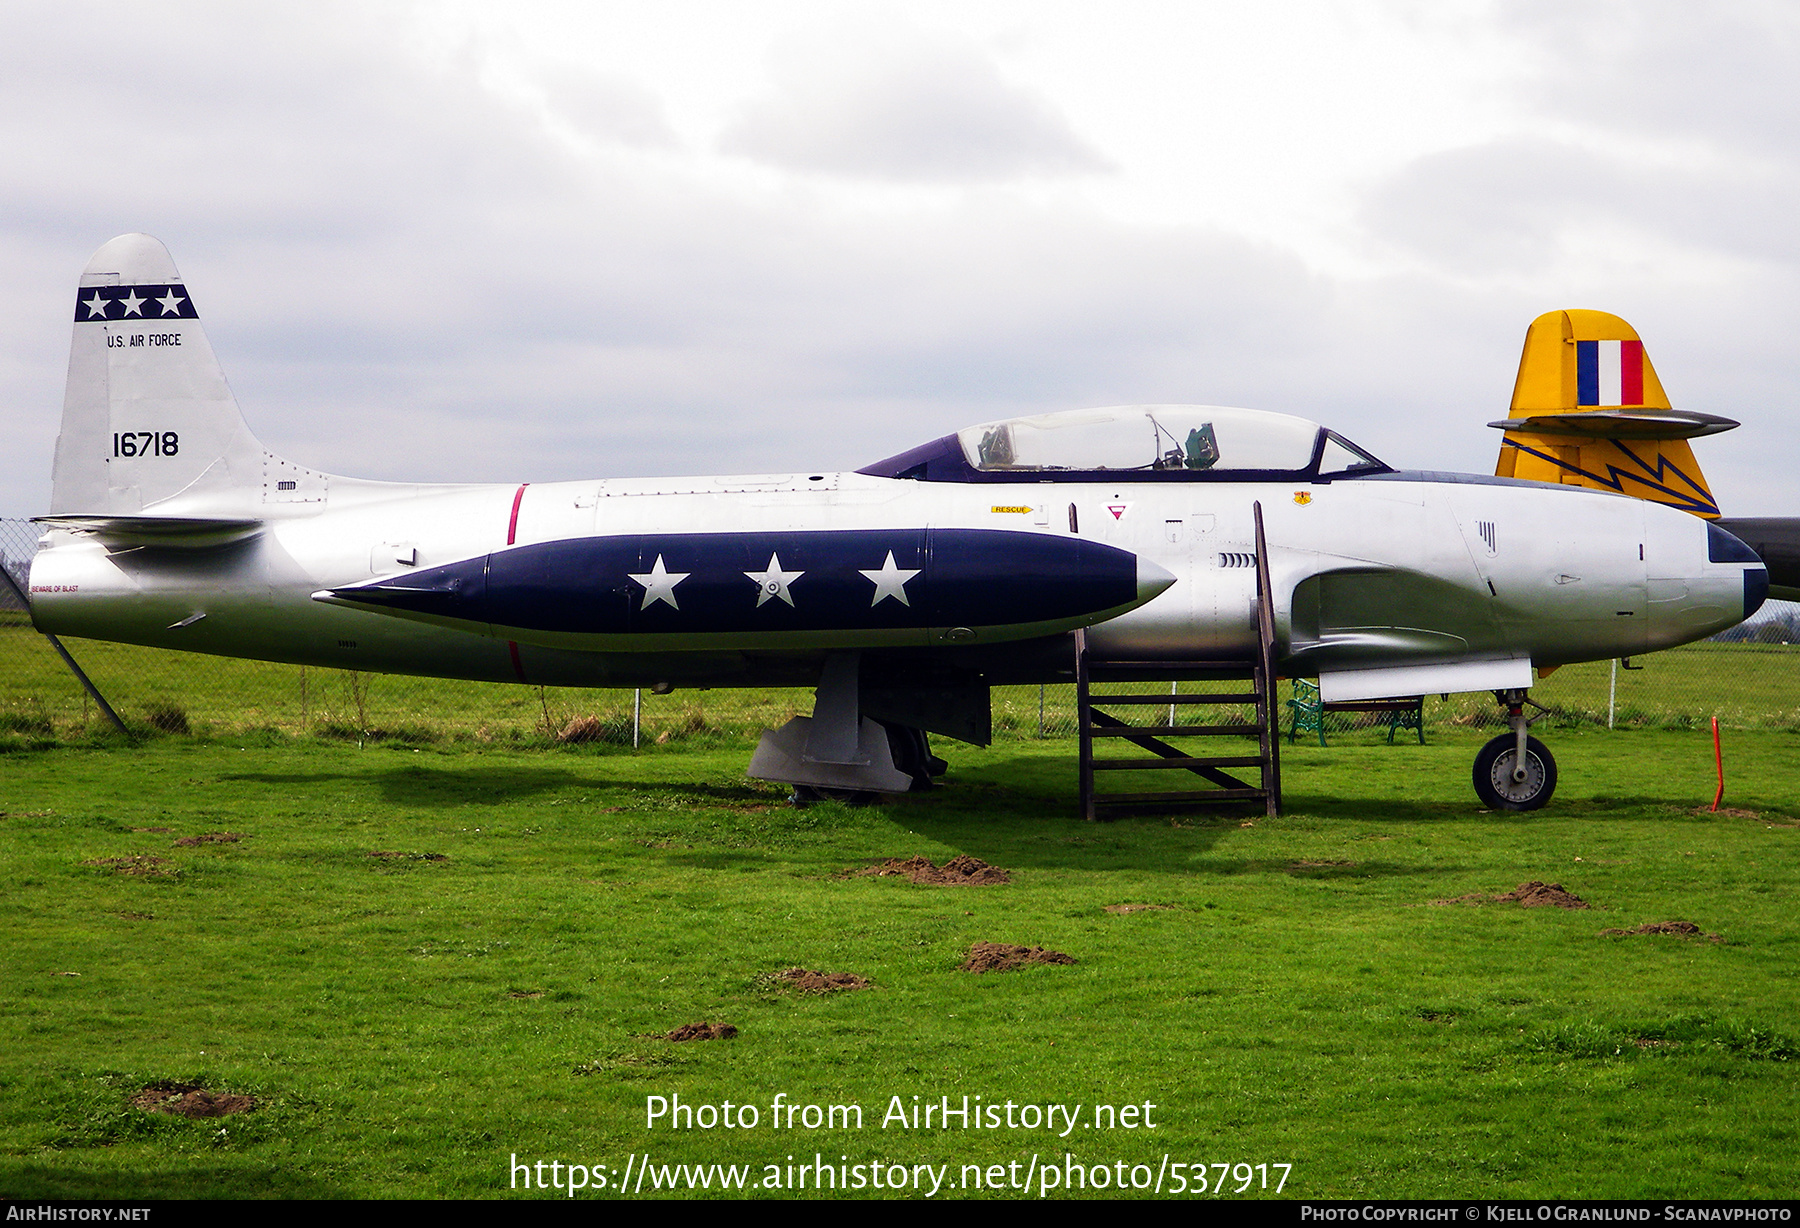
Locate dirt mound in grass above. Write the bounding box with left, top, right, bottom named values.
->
left=1497, top=881, right=1591, bottom=909
left=777, top=968, right=870, bottom=993
left=961, top=942, right=1077, bottom=973
left=132, top=1082, right=256, bottom=1118
left=665, top=1022, right=738, bottom=1041
left=1601, top=921, right=1722, bottom=942
left=173, top=832, right=243, bottom=846
left=1429, top=881, right=1592, bottom=909
left=367, top=851, right=448, bottom=861
left=84, top=855, right=177, bottom=878
left=1105, top=903, right=1174, bottom=914
left=852, top=855, right=1010, bottom=885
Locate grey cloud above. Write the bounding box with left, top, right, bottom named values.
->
left=6, top=4, right=1798, bottom=524
left=719, top=34, right=1111, bottom=183
left=1501, top=0, right=1800, bottom=164
left=1359, top=138, right=1800, bottom=275
left=542, top=71, right=678, bottom=148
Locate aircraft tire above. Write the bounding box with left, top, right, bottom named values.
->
left=878, top=721, right=937, bottom=792
left=1472, top=734, right=1557, bottom=811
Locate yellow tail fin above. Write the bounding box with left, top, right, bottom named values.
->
left=1493, top=309, right=1736, bottom=518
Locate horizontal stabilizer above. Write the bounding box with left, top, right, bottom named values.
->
left=33, top=514, right=262, bottom=548
left=1488, top=408, right=1738, bottom=441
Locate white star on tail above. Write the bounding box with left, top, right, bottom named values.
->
left=83, top=292, right=109, bottom=318
left=119, top=291, right=145, bottom=316
left=744, top=552, right=804, bottom=607
left=156, top=290, right=187, bottom=316
left=627, top=555, right=688, bottom=610
left=860, top=551, right=921, bottom=606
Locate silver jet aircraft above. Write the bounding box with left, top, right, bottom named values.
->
left=25, top=236, right=1768, bottom=810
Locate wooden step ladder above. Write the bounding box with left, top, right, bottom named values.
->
left=1076, top=501, right=1281, bottom=820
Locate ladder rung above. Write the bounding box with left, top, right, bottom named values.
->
left=1088, top=693, right=1261, bottom=705
left=1087, top=687, right=1260, bottom=698
left=1085, top=724, right=1260, bottom=737
left=1092, top=789, right=1269, bottom=804
left=1092, top=756, right=1266, bottom=771
left=1086, top=655, right=1253, bottom=663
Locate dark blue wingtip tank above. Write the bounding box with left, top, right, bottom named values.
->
left=318, top=528, right=1170, bottom=642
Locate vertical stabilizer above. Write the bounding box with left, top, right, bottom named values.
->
left=1492, top=310, right=1736, bottom=518
left=50, top=234, right=325, bottom=517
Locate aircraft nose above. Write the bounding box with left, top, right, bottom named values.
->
left=1708, top=523, right=1769, bottom=622
left=1645, top=515, right=1768, bottom=649
left=1136, top=556, right=1177, bottom=603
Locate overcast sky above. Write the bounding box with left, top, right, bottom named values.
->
left=3, top=0, right=1797, bottom=521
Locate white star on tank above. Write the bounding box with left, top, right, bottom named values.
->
left=627, top=555, right=688, bottom=610
left=860, top=552, right=921, bottom=606
left=744, top=552, right=804, bottom=607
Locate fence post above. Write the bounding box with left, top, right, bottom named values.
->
left=0, top=553, right=131, bottom=736
left=1608, top=658, right=1617, bottom=729
left=632, top=688, right=641, bottom=748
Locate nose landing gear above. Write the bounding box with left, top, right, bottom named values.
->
left=1472, top=689, right=1557, bottom=810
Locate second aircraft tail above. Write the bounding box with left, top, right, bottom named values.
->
left=1492, top=309, right=1737, bottom=518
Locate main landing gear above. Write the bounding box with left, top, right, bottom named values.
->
left=1472, top=688, right=1557, bottom=811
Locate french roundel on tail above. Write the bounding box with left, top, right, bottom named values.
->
left=1491, top=310, right=1738, bottom=519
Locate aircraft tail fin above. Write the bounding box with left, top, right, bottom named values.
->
left=1492, top=309, right=1736, bottom=518
left=49, top=234, right=326, bottom=517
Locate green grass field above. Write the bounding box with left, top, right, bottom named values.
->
left=9, top=612, right=1800, bottom=751
left=2, top=720, right=1797, bottom=1199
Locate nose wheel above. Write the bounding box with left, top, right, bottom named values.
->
left=1472, top=689, right=1557, bottom=811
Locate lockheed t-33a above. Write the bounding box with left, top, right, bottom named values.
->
left=24, top=236, right=1769, bottom=813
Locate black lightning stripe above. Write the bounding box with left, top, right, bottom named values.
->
left=1501, top=438, right=1719, bottom=516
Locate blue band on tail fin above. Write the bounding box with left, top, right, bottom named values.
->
left=73, top=285, right=197, bottom=322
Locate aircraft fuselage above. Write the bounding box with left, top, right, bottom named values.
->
left=27, top=466, right=1760, bottom=694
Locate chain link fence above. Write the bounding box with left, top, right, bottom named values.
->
left=7, top=517, right=1800, bottom=746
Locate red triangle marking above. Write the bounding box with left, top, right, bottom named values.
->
left=1108, top=505, right=1127, bottom=519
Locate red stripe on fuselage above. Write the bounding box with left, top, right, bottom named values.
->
left=508, top=640, right=527, bottom=682
left=507, top=483, right=530, bottom=546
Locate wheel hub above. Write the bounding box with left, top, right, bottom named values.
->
left=1488, top=750, right=1545, bottom=804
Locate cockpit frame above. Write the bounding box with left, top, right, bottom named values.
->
left=858, top=405, right=1393, bottom=485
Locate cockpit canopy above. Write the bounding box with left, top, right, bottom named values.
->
left=859, top=405, right=1390, bottom=483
